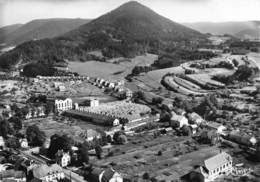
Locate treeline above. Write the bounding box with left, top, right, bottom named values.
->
left=153, top=49, right=217, bottom=69
left=22, top=62, right=56, bottom=77
left=213, top=64, right=260, bottom=84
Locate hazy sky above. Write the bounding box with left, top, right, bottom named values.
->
left=1, top=0, right=260, bottom=27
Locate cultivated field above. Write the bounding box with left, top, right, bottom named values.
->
left=92, top=134, right=220, bottom=181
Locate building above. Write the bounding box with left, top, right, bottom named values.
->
left=58, top=85, right=66, bottom=92
left=0, top=136, right=5, bottom=148
left=25, top=106, right=46, bottom=119
left=188, top=112, right=204, bottom=125
left=32, top=164, right=65, bottom=182
left=19, top=138, right=28, bottom=148
left=55, top=150, right=71, bottom=167
left=88, top=167, right=123, bottom=182
left=54, top=98, right=73, bottom=112
left=171, top=114, right=189, bottom=128
left=182, top=152, right=232, bottom=182
left=205, top=122, right=227, bottom=135
left=85, top=99, right=99, bottom=107
left=203, top=152, right=233, bottom=182
left=0, top=170, right=26, bottom=182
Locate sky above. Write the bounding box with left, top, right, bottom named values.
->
left=0, top=0, right=260, bottom=27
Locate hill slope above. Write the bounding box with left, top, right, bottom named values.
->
left=0, top=18, right=90, bottom=46
left=0, top=1, right=205, bottom=70
left=0, top=24, right=23, bottom=45
left=184, top=21, right=260, bottom=39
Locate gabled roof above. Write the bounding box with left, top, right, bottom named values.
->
left=101, top=168, right=116, bottom=182
left=204, top=152, right=232, bottom=171
left=206, top=122, right=224, bottom=129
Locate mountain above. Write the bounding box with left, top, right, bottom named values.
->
left=0, top=1, right=205, bottom=70
left=184, top=21, right=260, bottom=39
left=0, top=18, right=91, bottom=46
left=0, top=24, right=23, bottom=45
left=235, top=27, right=260, bottom=40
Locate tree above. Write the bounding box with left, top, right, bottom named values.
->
left=152, top=97, right=163, bottom=105
left=26, top=125, right=46, bottom=147
left=95, top=145, right=103, bottom=159
left=169, top=120, right=180, bottom=129
left=113, top=131, right=127, bottom=144
left=47, top=134, right=73, bottom=158
left=79, top=142, right=89, bottom=164
left=232, top=59, right=239, bottom=67
left=5, top=137, right=20, bottom=149
left=117, top=135, right=128, bottom=144
left=0, top=120, right=14, bottom=138
left=160, top=112, right=171, bottom=123
left=8, top=117, right=22, bottom=131
left=180, top=125, right=191, bottom=136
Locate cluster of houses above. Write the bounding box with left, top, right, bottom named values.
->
left=35, top=75, right=90, bottom=82
left=0, top=136, right=29, bottom=150
left=25, top=105, right=46, bottom=119
left=0, top=143, right=124, bottom=182
left=94, top=78, right=133, bottom=99
left=170, top=110, right=228, bottom=137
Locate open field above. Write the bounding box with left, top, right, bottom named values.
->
left=248, top=52, right=260, bottom=69
left=68, top=54, right=158, bottom=80
left=23, top=116, right=108, bottom=143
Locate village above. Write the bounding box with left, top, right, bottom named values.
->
left=0, top=46, right=259, bottom=182
left=0, top=1, right=260, bottom=182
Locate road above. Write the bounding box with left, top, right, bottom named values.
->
left=19, top=150, right=87, bottom=182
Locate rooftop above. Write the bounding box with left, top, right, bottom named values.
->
left=204, top=152, right=232, bottom=171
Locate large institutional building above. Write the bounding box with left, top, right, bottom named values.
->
left=54, top=98, right=73, bottom=112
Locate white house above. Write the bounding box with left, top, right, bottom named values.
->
left=171, top=114, right=189, bottom=128
left=33, top=164, right=65, bottom=182
left=58, top=85, right=66, bottom=92
left=199, top=152, right=233, bottom=182
left=91, top=167, right=123, bottom=182
left=113, top=119, right=120, bottom=126
left=0, top=136, right=5, bottom=148
left=188, top=112, right=204, bottom=125
left=19, top=138, right=28, bottom=148
left=206, top=122, right=227, bottom=135
left=55, top=98, right=73, bottom=112
left=56, top=150, right=71, bottom=167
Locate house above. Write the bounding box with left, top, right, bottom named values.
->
left=88, top=167, right=123, bottom=182
left=58, top=85, right=66, bottom=92
left=54, top=98, right=73, bottom=112
left=55, top=150, right=71, bottom=167
left=0, top=170, right=26, bottom=182
left=25, top=106, right=46, bottom=119
left=171, top=114, right=189, bottom=128
left=85, top=99, right=99, bottom=107
left=32, top=164, right=65, bottom=182
left=182, top=152, right=232, bottom=182
left=84, top=129, right=102, bottom=142
left=19, top=138, right=28, bottom=149
left=188, top=112, right=204, bottom=125
left=0, top=136, right=5, bottom=149
left=112, top=119, right=120, bottom=126
left=203, top=152, right=233, bottom=182
left=108, top=82, right=115, bottom=88
left=205, top=122, right=227, bottom=135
